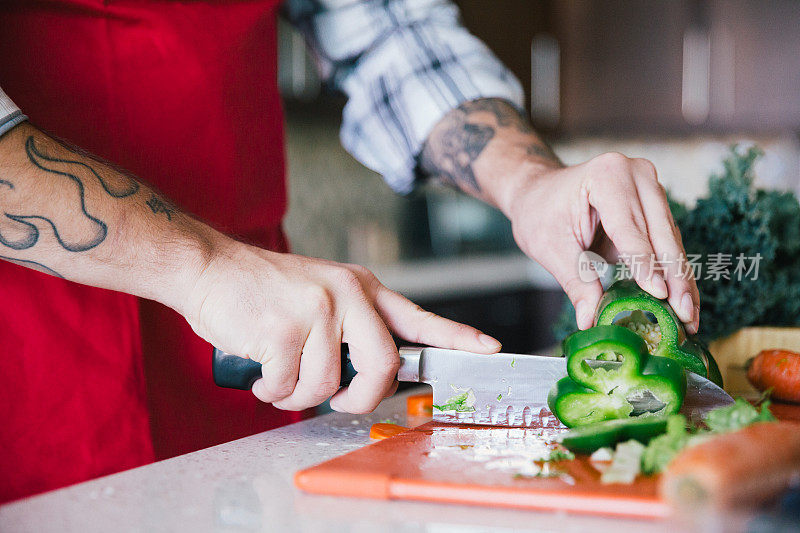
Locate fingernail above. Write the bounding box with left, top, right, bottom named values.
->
left=650, top=273, right=668, bottom=299
left=691, top=305, right=701, bottom=334
left=680, top=292, right=694, bottom=323
left=479, top=334, right=502, bottom=351
left=575, top=301, right=593, bottom=330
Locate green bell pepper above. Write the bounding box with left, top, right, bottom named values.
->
left=595, top=279, right=723, bottom=387
left=548, top=325, right=686, bottom=428
left=558, top=417, right=669, bottom=454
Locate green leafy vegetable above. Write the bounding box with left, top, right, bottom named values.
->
left=703, top=398, right=776, bottom=433
left=545, top=449, right=575, bottom=462
left=670, top=146, right=800, bottom=342
left=432, top=386, right=476, bottom=412
left=640, top=414, right=692, bottom=475
left=603, top=399, right=776, bottom=481
left=379, top=418, right=394, bottom=424
left=496, top=393, right=502, bottom=401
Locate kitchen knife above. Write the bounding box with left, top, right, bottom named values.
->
left=212, top=345, right=733, bottom=427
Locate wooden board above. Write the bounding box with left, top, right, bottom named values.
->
left=295, top=404, right=800, bottom=518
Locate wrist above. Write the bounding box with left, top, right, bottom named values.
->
left=485, top=149, right=561, bottom=218
left=146, top=218, right=225, bottom=316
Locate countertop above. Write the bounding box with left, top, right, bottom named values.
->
left=0, top=389, right=687, bottom=533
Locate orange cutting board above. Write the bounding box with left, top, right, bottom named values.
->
left=295, top=418, right=667, bottom=519
left=295, top=404, right=800, bottom=518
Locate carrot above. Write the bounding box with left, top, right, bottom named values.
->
left=369, top=423, right=409, bottom=440
left=747, top=349, right=800, bottom=403
left=660, top=421, right=800, bottom=510
left=406, top=393, right=433, bottom=416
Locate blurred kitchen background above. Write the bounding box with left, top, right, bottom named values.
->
left=278, top=0, right=800, bottom=355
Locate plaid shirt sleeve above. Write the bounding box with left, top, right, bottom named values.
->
left=0, top=87, right=27, bottom=137
left=283, top=0, right=525, bottom=193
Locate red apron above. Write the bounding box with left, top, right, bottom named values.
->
left=0, top=0, right=305, bottom=503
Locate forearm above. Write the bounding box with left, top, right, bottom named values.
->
left=0, top=122, right=216, bottom=313
left=419, top=98, right=562, bottom=215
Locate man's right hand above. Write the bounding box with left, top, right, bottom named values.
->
left=182, top=241, right=501, bottom=414
left=0, top=122, right=500, bottom=415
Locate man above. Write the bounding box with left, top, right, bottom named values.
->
left=0, top=0, right=698, bottom=502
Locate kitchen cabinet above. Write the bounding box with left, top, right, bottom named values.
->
left=455, top=0, right=800, bottom=134
left=705, top=0, right=800, bottom=131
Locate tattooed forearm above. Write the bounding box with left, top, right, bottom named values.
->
left=0, top=122, right=208, bottom=305
left=146, top=193, right=175, bottom=221
left=16, top=136, right=108, bottom=251
left=34, top=139, right=140, bottom=198
left=419, top=98, right=560, bottom=193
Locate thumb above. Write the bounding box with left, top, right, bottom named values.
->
left=542, top=245, right=605, bottom=330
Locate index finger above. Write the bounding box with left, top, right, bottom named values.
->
left=587, top=171, right=668, bottom=299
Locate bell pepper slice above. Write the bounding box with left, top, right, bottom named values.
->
left=548, top=376, right=634, bottom=427
left=595, top=279, right=723, bottom=387
left=549, top=325, right=686, bottom=428
left=564, top=325, right=646, bottom=394
left=558, top=417, right=670, bottom=454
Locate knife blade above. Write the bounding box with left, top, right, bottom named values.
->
left=212, top=345, right=733, bottom=427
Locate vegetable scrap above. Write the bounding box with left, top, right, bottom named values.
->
left=423, top=426, right=573, bottom=482
left=599, top=398, right=776, bottom=483
left=601, top=440, right=646, bottom=484
left=432, top=385, right=476, bottom=412
left=369, top=422, right=409, bottom=440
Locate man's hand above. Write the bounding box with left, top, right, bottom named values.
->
left=184, top=243, right=501, bottom=413
left=420, top=99, right=699, bottom=333
left=0, top=122, right=501, bottom=414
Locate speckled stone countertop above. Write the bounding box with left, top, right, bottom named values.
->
left=1, top=389, right=675, bottom=533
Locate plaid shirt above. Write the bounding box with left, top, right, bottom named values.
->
left=0, top=87, right=26, bottom=138
left=0, top=0, right=523, bottom=193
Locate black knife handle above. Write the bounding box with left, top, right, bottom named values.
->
left=212, top=345, right=357, bottom=390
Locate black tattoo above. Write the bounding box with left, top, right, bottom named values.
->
left=0, top=136, right=111, bottom=251
left=419, top=98, right=560, bottom=192
left=457, top=98, right=535, bottom=133
left=427, top=121, right=494, bottom=191
left=0, top=254, right=64, bottom=278
left=48, top=141, right=140, bottom=198
left=145, top=193, right=175, bottom=221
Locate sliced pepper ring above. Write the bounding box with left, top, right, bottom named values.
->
left=563, top=325, right=646, bottom=394
left=550, top=324, right=686, bottom=428
left=595, top=279, right=723, bottom=386
left=547, top=376, right=634, bottom=427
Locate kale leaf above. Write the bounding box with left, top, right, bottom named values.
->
left=671, top=145, right=800, bottom=342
